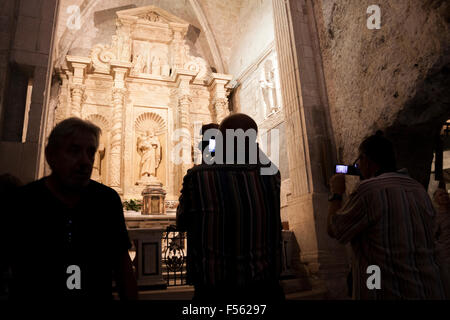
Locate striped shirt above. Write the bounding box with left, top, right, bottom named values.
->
left=330, top=172, right=446, bottom=299
left=176, top=163, right=282, bottom=289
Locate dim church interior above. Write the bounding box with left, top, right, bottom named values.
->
left=0, top=0, right=449, bottom=299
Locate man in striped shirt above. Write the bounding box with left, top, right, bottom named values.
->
left=328, top=132, right=447, bottom=299
left=176, top=114, right=284, bottom=302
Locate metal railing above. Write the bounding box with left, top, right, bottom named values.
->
left=159, top=226, right=295, bottom=286
left=161, top=225, right=187, bottom=286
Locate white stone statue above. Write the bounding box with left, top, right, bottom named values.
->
left=133, top=53, right=146, bottom=73
left=260, top=59, right=279, bottom=116
left=137, top=130, right=161, bottom=179
left=92, top=142, right=105, bottom=182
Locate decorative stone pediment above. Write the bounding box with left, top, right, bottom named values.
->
left=116, top=5, right=189, bottom=26
left=89, top=5, right=211, bottom=81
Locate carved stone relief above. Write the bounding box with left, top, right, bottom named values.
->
left=131, top=41, right=170, bottom=76
left=260, top=59, right=280, bottom=117
left=238, top=49, right=282, bottom=125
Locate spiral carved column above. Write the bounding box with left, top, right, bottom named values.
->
left=109, top=87, right=126, bottom=191
left=70, top=84, right=85, bottom=117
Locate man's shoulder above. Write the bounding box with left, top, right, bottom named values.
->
left=17, top=178, right=46, bottom=196
left=358, top=172, right=424, bottom=194
left=86, top=180, right=119, bottom=198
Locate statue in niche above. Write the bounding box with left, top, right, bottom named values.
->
left=92, top=141, right=105, bottom=182
left=132, top=53, right=146, bottom=73
left=137, top=130, right=161, bottom=180
left=151, top=56, right=161, bottom=75
left=260, top=59, right=279, bottom=116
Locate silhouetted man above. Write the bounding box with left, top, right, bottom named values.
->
left=177, top=113, right=284, bottom=302
left=328, top=131, right=447, bottom=299
left=6, top=117, right=137, bottom=300
left=434, top=187, right=450, bottom=297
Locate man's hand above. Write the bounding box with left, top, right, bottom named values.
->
left=330, top=174, right=346, bottom=195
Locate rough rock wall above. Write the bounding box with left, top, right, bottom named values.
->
left=312, top=0, right=450, bottom=187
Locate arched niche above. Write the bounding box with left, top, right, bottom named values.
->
left=133, top=112, right=167, bottom=186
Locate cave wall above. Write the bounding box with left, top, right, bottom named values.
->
left=312, top=0, right=450, bottom=188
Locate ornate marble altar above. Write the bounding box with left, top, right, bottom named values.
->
left=54, top=6, right=233, bottom=208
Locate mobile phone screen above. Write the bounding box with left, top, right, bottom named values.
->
left=336, top=165, right=348, bottom=174
left=209, top=138, right=216, bottom=152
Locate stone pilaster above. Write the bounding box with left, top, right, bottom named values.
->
left=55, top=72, right=69, bottom=124
left=171, top=28, right=187, bottom=70
left=272, top=0, right=348, bottom=298
left=208, top=74, right=232, bottom=123
left=66, top=56, right=90, bottom=118
left=214, top=97, right=229, bottom=123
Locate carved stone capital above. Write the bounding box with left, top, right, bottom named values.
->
left=178, top=94, right=191, bottom=106
left=70, top=83, right=86, bottom=95
left=214, top=97, right=229, bottom=123
left=112, top=87, right=127, bottom=97
left=112, top=87, right=127, bottom=105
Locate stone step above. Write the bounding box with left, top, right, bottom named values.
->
left=285, top=287, right=328, bottom=300
left=138, top=285, right=194, bottom=300
left=280, top=277, right=312, bottom=294
left=135, top=283, right=328, bottom=300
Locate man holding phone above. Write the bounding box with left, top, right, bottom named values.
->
left=177, top=114, right=284, bottom=302
left=198, top=123, right=219, bottom=165
left=327, top=131, right=447, bottom=299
